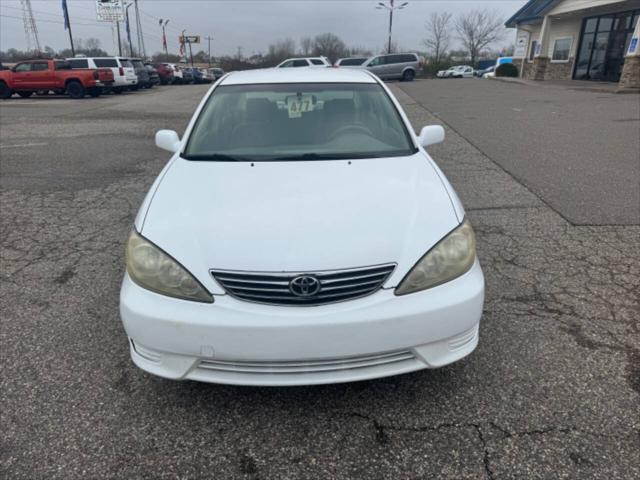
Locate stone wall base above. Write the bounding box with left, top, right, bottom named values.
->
left=618, top=56, right=640, bottom=91
left=521, top=57, right=574, bottom=81
left=531, top=57, right=549, bottom=81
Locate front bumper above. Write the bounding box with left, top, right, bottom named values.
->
left=120, top=261, right=484, bottom=386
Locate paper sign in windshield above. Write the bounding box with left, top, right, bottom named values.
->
left=287, top=95, right=314, bottom=118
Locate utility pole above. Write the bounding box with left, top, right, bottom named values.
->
left=376, top=1, right=408, bottom=54
left=206, top=35, right=213, bottom=67
left=125, top=3, right=134, bottom=56
left=61, top=0, right=74, bottom=56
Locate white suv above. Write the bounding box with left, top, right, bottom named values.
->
left=275, top=57, right=331, bottom=68
left=66, top=56, right=137, bottom=92
left=166, top=63, right=184, bottom=84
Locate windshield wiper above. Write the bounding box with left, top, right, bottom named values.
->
left=182, top=153, right=252, bottom=162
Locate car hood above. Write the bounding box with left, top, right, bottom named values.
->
left=140, top=153, right=460, bottom=294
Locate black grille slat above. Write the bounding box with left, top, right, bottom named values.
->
left=211, top=264, right=395, bottom=306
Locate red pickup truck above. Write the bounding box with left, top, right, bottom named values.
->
left=0, top=59, right=114, bottom=99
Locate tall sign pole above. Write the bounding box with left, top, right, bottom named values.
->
left=96, top=0, right=125, bottom=55
left=62, top=0, right=75, bottom=56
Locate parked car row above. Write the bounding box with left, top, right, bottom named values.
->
left=276, top=53, right=422, bottom=82
left=436, top=65, right=475, bottom=78
left=0, top=56, right=226, bottom=100
left=436, top=57, right=514, bottom=79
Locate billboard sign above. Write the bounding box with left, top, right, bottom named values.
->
left=180, top=35, right=201, bottom=44
left=96, top=0, right=124, bottom=22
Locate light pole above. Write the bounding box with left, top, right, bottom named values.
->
left=125, top=3, right=134, bottom=57
left=159, top=19, right=169, bottom=60
left=205, top=35, right=213, bottom=67
left=376, top=1, right=408, bottom=54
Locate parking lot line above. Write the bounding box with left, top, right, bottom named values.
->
left=0, top=142, right=49, bottom=149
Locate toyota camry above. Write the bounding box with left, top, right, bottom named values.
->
left=120, top=68, right=484, bottom=386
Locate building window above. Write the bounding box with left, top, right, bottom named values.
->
left=551, top=37, right=572, bottom=62
left=528, top=40, right=538, bottom=61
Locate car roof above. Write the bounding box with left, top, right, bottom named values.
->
left=220, top=67, right=377, bottom=85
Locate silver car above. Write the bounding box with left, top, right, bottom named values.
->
left=362, top=53, right=419, bottom=81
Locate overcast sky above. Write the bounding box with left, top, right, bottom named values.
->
left=1, top=0, right=525, bottom=56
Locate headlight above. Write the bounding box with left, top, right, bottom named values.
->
left=395, top=219, right=476, bottom=295
left=126, top=230, right=213, bottom=303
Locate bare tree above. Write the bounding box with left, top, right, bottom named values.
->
left=312, top=33, right=348, bottom=63
left=349, top=46, right=373, bottom=57
left=267, top=38, right=296, bottom=64
left=300, top=37, right=313, bottom=56
left=454, top=9, right=504, bottom=65
left=423, top=12, right=452, bottom=65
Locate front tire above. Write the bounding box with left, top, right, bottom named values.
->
left=66, top=81, right=86, bottom=99
left=0, top=82, right=11, bottom=99
left=401, top=69, right=415, bottom=82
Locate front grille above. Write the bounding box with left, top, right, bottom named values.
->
left=211, top=263, right=395, bottom=306
left=198, top=350, right=416, bottom=374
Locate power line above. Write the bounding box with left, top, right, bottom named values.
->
left=0, top=13, right=111, bottom=28
left=2, top=4, right=105, bottom=24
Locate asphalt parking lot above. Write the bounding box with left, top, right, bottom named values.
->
left=1, top=83, right=639, bottom=479
left=399, top=78, right=640, bottom=226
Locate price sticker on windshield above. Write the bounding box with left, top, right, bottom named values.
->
left=287, top=95, right=314, bottom=118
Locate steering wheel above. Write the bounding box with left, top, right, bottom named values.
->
left=328, top=124, right=374, bottom=141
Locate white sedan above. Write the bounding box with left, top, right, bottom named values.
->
left=120, top=68, right=484, bottom=386
left=437, top=65, right=475, bottom=78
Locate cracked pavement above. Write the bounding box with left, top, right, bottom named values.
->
left=1, top=83, right=639, bottom=479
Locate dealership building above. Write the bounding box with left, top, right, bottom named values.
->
left=506, top=0, right=640, bottom=90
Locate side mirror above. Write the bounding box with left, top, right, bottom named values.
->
left=155, top=129, right=181, bottom=153
left=418, top=125, right=445, bottom=147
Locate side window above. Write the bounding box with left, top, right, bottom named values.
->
left=401, top=54, right=416, bottom=63
left=94, top=59, right=118, bottom=68
left=279, top=60, right=294, bottom=68
left=310, top=59, right=324, bottom=65
left=529, top=40, right=538, bottom=61
left=31, top=62, right=49, bottom=71
left=68, top=59, right=89, bottom=69
left=369, top=56, right=384, bottom=67
left=14, top=63, right=31, bottom=72
left=55, top=61, right=71, bottom=70
left=551, top=37, right=572, bottom=61
left=387, top=55, right=403, bottom=64
left=292, top=60, right=309, bottom=67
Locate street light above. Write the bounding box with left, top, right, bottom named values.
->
left=376, top=1, right=409, bottom=54
left=125, top=3, right=134, bottom=57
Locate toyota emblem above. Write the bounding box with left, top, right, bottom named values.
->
left=289, top=275, right=321, bottom=297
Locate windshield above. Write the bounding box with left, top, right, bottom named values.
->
left=184, top=83, right=416, bottom=161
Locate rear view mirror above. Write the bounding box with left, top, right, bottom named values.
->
left=155, top=130, right=181, bottom=153
left=418, top=125, right=445, bottom=147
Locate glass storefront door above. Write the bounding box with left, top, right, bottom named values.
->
left=574, top=10, right=639, bottom=82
